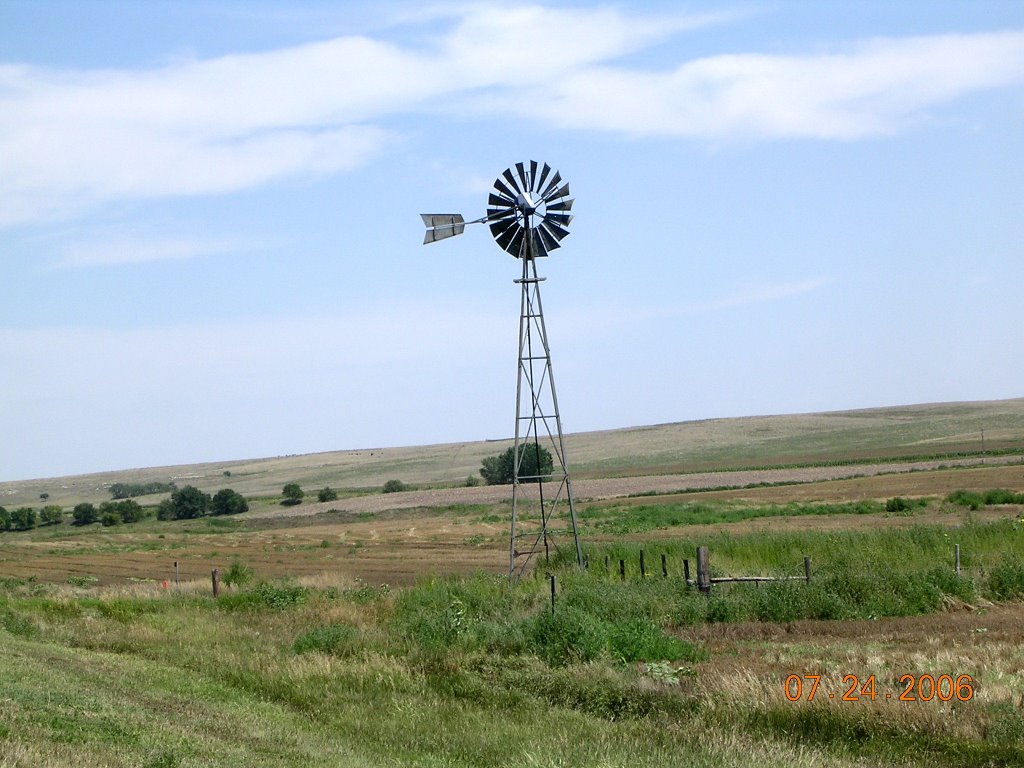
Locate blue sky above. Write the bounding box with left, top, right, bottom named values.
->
left=2, top=1, right=1023, bottom=481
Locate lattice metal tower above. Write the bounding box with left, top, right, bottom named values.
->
left=421, top=161, right=583, bottom=579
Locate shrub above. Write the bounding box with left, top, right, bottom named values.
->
left=529, top=607, right=606, bottom=666
left=282, top=483, right=304, bottom=505
left=116, top=499, right=144, bottom=523
left=38, top=505, right=64, bottom=526
left=109, top=481, right=175, bottom=499
left=100, top=511, right=121, bottom=527
left=317, top=487, right=339, bottom=502
left=0, top=506, right=10, bottom=531
left=465, top=475, right=482, bottom=487
left=607, top=618, right=705, bottom=663
left=10, top=507, right=36, bottom=531
left=886, top=497, right=912, bottom=513
left=219, top=581, right=308, bottom=611
left=221, top=559, right=254, bottom=588
left=211, top=488, right=248, bottom=516
left=946, top=489, right=984, bottom=510
left=382, top=479, right=406, bottom=494
left=986, top=557, right=1024, bottom=601
left=984, top=488, right=1024, bottom=505
left=293, top=623, right=360, bottom=656
left=72, top=502, right=98, bottom=526
left=156, top=499, right=176, bottom=521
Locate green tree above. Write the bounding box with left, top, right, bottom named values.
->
left=116, top=499, right=144, bottom=523
left=156, top=498, right=177, bottom=521
left=382, top=479, right=406, bottom=494
left=211, top=488, right=249, bottom=516
left=317, top=487, right=339, bottom=502
left=479, top=444, right=554, bottom=485
left=11, top=507, right=36, bottom=531
left=0, top=506, right=10, bottom=531
left=72, top=502, right=98, bottom=526
left=282, top=483, right=304, bottom=506
left=40, top=505, right=64, bottom=526
left=170, top=485, right=211, bottom=519
left=100, top=509, right=122, bottom=527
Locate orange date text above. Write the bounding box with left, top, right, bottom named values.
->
left=784, top=674, right=974, bottom=702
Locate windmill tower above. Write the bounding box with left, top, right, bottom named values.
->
left=422, top=161, right=582, bottom=579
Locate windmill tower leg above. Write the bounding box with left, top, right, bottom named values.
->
left=509, top=254, right=583, bottom=580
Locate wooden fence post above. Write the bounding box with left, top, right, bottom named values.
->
left=639, top=549, right=646, bottom=578
left=683, top=558, right=691, bottom=584
left=549, top=574, right=556, bottom=615
left=211, top=568, right=219, bottom=597
left=955, top=544, right=961, bottom=577
left=604, top=554, right=610, bottom=573
left=174, top=560, right=180, bottom=587
left=804, top=556, right=811, bottom=584
left=696, top=546, right=710, bottom=594
left=619, top=559, right=626, bottom=581
left=661, top=553, right=668, bottom=578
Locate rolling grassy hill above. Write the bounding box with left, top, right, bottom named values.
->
left=3, top=397, right=1023, bottom=508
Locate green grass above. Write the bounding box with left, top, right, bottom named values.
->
left=3, top=519, right=1024, bottom=766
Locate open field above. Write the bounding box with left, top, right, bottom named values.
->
left=4, top=397, right=1024, bottom=509
left=3, top=398, right=1024, bottom=766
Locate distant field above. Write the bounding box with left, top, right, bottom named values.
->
left=3, top=397, right=1023, bottom=509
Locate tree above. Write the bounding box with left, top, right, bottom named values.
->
left=11, top=507, right=36, bottom=531
left=282, top=483, right=304, bottom=506
left=170, top=485, right=211, bottom=519
left=479, top=444, right=554, bottom=485
left=211, top=488, right=249, bottom=516
left=382, top=479, right=406, bottom=494
left=156, top=499, right=177, bottom=521
left=116, top=499, right=144, bottom=523
left=72, top=502, right=98, bottom=526
left=40, top=505, right=64, bottom=526
left=0, top=506, right=10, bottom=531
left=39, top=492, right=49, bottom=500
left=100, top=510, right=122, bottom=527
left=317, top=487, right=339, bottom=503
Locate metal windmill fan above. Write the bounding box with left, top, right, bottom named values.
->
left=421, top=161, right=582, bottom=578
left=422, top=161, right=574, bottom=259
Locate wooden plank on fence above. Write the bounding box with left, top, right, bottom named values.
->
left=696, top=546, right=710, bottom=593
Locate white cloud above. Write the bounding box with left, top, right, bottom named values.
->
left=1, top=5, right=1022, bottom=227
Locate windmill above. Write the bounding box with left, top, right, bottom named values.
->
left=422, top=161, right=583, bottom=579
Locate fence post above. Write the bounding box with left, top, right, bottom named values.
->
left=955, top=544, right=961, bottom=577
left=683, top=558, right=691, bottom=584
left=661, top=553, right=668, bottom=578
left=639, top=549, right=646, bottom=578
left=696, top=546, right=710, bottom=594
left=211, top=568, right=219, bottom=597
left=604, top=554, right=610, bottom=573
left=174, top=560, right=180, bottom=587
left=549, top=574, right=556, bottom=615
left=619, top=559, right=626, bottom=581
left=804, top=556, right=811, bottom=584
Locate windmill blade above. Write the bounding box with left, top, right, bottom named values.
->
left=515, top=162, right=530, bottom=193
left=535, top=163, right=552, bottom=194
left=540, top=219, right=570, bottom=241
left=421, top=214, right=464, bottom=228
left=489, top=192, right=515, bottom=208
left=543, top=211, right=573, bottom=227
left=529, top=161, right=539, bottom=191
left=487, top=207, right=517, bottom=222
left=546, top=198, right=574, bottom=212
left=540, top=170, right=561, bottom=198
left=542, top=183, right=570, bottom=203
left=493, top=178, right=517, bottom=200
left=529, top=229, right=549, bottom=259
left=502, top=168, right=522, bottom=194
left=494, top=221, right=522, bottom=251
left=537, top=224, right=560, bottom=252
left=497, top=222, right=524, bottom=256
left=489, top=218, right=517, bottom=241
left=508, top=227, right=526, bottom=258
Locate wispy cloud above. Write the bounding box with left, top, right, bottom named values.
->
left=1, top=5, right=1022, bottom=226
left=53, top=234, right=251, bottom=268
